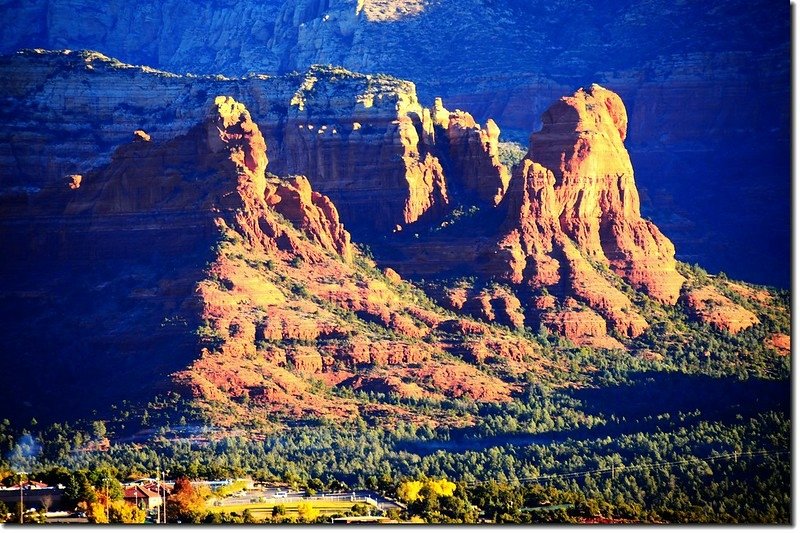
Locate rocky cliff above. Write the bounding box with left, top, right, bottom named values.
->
left=0, top=93, right=553, bottom=426
left=513, top=85, right=685, bottom=305
left=4, top=50, right=772, bottom=350
left=0, top=51, right=453, bottom=234
left=0, top=51, right=785, bottom=426
left=0, top=0, right=789, bottom=287
left=379, top=85, right=686, bottom=346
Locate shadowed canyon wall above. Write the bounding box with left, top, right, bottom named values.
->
left=0, top=0, right=789, bottom=286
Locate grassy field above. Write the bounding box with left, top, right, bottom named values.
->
left=207, top=499, right=366, bottom=519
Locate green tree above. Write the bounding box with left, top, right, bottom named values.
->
left=64, top=471, right=96, bottom=509
left=91, top=421, right=107, bottom=440
left=242, top=508, right=259, bottom=523
left=469, top=481, right=523, bottom=523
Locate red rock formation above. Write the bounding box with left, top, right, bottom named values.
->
left=278, top=70, right=450, bottom=232
left=164, top=97, right=532, bottom=424
left=525, top=84, right=685, bottom=304
left=259, top=308, right=351, bottom=342
left=383, top=267, right=402, bottom=284
left=478, top=158, right=648, bottom=339
left=532, top=293, right=557, bottom=310
left=725, top=281, right=772, bottom=305
left=440, top=285, right=525, bottom=330
left=378, top=86, right=685, bottom=346
left=322, top=337, right=435, bottom=366
left=65, top=174, right=82, bottom=190
left=683, top=286, right=759, bottom=334
left=265, top=176, right=353, bottom=262
left=765, top=333, right=790, bottom=355
left=345, top=375, right=431, bottom=400
left=416, top=363, right=515, bottom=402
left=461, top=336, right=543, bottom=370
left=558, top=239, right=648, bottom=337
left=442, top=105, right=511, bottom=205
left=286, top=346, right=324, bottom=375
left=541, top=304, right=625, bottom=351
left=488, top=160, right=561, bottom=287
left=436, top=85, right=691, bottom=344
left=438, top=318, right=489, bottom=336
left=206, top=96, right=269, bottom=199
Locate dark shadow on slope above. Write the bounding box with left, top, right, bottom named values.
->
left=397, top=372, right=790, bottom=455
left=0, top=212, right=215, bottom=426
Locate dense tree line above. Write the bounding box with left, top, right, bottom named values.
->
left=0, top=406, right=788, bottom=523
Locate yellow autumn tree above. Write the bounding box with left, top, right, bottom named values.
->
left=428, top=478, right=456, bottom=498
left=397, top=480, right=425, bottom=503
left=87, top=502, right=108, bottom=524
left=167, top=476, right=211, bottom=524
left=398, top=478, right=455, bottom=503
left=296, top=501, right=320, bottom=522
left=108, top=500, right=146, bottom=524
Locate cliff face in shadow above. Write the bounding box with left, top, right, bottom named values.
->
left=1, top=0, right=789, bottom=286
left=0, top=51, right=788, bottom=428
left=0, top=92, right=553, bottom=426
left=0, top=51, right=773, bottom=349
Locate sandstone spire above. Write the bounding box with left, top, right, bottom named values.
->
left=522, top=84, right=685, bottom=304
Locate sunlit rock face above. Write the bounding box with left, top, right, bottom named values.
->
left=1, top=89, right=550, bottom=425
left=442, top=109, right=510, bottom=207
left=522, top=84, right=686, bottom=305
left=0, top=0, right=789, bottom=285
left=682, top=285, right=759, bottom=335
left=472, top=85, right=684, bottom=338
left=0, top=53, right=452, bottom=234
left=0, top=50, right=775, bottom=356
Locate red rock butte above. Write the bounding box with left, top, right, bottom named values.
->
left=515, top=84, right=685, bottom=305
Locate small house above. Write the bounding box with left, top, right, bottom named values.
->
left=123, top=486, right=162, bottom=510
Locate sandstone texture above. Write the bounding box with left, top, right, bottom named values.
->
left=683, top=286, right=759, bottom=334
left=0, top=51, right=683, bottom=350
left=439, top=285, right=524, bottom=330
left=414, top=86, right=679, bottom=344
left=540, top=308, right=625, bottom=351
left=0, top=52, right=452, bottom=235
left=765, top=333, right=790, bottom=356
left=441, top=106, right=510, bottom=206
left=516, top=85, right=685, bottom=305
left=0, top=49, right=786, bottom=422
left=1, top=91, right=542, bottom=424
left=0, top=0, right=788, bottom=287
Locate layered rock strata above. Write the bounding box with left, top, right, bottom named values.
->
left=398, top=86, right=684, bottom=344
left=2, top=50, right=769, bottom=355
left=0, top=51, right=452, bottom=233
left=507, top=84, right=686, bottom=305
left=1, top=93, right=549, bottom=424
left=682, top=286, right=759, bottom=335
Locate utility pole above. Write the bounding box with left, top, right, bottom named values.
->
left=163, top=470, right=169, bottom=525
left=156, top=468, right=164, bottom=524
left=104, top=477, right=109, bottom=521
left=156, top=468, right=161, bottom=524
left=18, top=472, right=24, bottom=525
